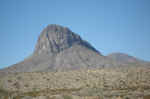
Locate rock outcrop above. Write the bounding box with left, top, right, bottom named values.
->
left=34, top=24, right=99, bottom=55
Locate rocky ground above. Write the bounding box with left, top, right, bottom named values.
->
left=0, top=66, right=150, bottom=99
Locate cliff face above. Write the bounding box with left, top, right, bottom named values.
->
left=34, top=24, right=99, bottom=55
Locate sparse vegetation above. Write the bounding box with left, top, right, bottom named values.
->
left=13, top=82, right=20, bottom=89
left=63, top=94, right=73, bottom=99
left=0, top=67, right=150, bottom=99
left=24, top=84, right=29, bottom=88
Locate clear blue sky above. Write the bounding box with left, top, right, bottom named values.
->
left=0, top=0, right=150, bottom=68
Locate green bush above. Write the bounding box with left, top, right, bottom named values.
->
left=63, top=95, right=73, bottom=99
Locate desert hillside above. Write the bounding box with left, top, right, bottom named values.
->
left=0, top=67, right=150, bottom=99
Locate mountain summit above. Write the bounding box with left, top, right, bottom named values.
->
left=34, top=24, right=99, bottom=55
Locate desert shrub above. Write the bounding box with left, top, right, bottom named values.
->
left=24, top=84, right=29, bottom=88
left=125, top=97, right=130, bottom=99
left=17, top=76, right=22, bottom=80
left=63, top=95, right=73, bottom=99
left=0, top=89, right=9, bottom=95
left=75, top=78, right=80, bottom=82
left=13, top=82, right=20, bottom=89
left=24, top=91, right=39, bottom=97
left=7, top=79, right=12, bottom=83
left=47, top=78, right=50, bottom=81
left=144, top=95, right=150, bottom=99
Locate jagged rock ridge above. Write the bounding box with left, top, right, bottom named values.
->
left=34, top=24, right=99, bottom=55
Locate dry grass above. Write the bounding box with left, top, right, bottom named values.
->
left=0, top=67, right=150, bottom=99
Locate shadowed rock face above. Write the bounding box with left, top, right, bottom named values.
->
left=34, top=24, right=99, bottom=55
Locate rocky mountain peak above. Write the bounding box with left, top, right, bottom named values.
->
left=34, top=24, right=99, bottom=55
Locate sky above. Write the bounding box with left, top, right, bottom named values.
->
left=0, top=0, right=150, bottom=68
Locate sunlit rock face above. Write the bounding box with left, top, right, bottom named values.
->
left=34, top=24, right=81, bottom=55
left=34, top=24, right=99, bottom=55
